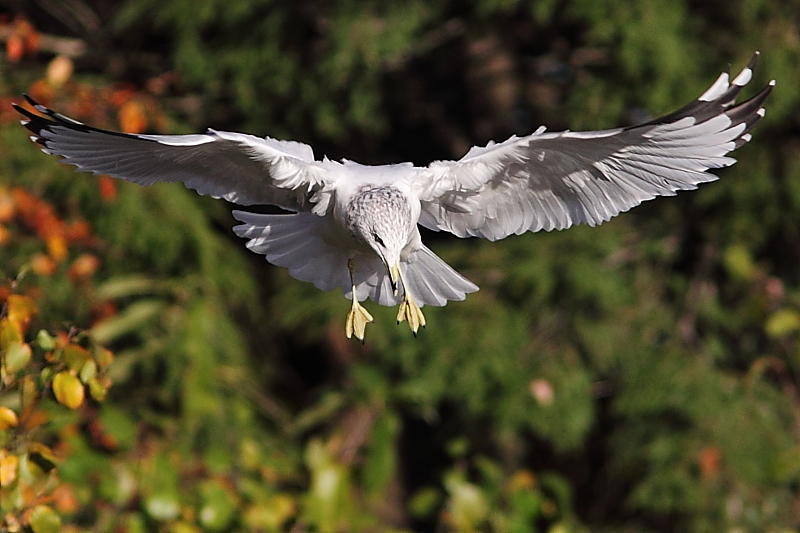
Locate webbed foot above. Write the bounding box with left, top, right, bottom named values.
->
left=396, top=295, right=426, bottom=336
left=345, top=296, right=374, bottom=342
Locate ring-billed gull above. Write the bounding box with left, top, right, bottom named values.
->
left=14, top=53, right=773, bottom=341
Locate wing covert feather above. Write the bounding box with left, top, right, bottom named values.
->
left=415, top=53, right=773, bottom=240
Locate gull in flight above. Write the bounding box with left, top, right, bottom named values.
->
left=15, top=53, right=773, bottom=341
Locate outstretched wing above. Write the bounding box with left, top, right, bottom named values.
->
left=413, top=53, right=774, bottom=241
left=14, top=96, right=333, bottom=213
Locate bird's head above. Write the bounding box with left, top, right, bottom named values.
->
left=346, top=186, right=411, bottom=294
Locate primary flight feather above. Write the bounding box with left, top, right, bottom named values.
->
left=15, top=53, right=774, bottom=341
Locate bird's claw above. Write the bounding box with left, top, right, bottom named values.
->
left=396, top=296, right=426, bottom=335
left=346, top=298, right=373, bottom=342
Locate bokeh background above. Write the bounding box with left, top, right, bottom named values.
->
left=1, top=1, right=800, bottom=532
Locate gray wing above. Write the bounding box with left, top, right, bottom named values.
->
left=413, top=53, right=774, bottom=241
left=14, top=96, right=332, bottom=212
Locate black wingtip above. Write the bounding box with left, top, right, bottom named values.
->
left=12, top=102, right=41, bottom=124
left=24, top=94, right=48, bottom=116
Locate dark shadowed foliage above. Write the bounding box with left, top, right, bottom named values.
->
left=1, top=1, right=799, bottom=531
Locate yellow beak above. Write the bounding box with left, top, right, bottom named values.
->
left=389, top=264, right=400, bottom=296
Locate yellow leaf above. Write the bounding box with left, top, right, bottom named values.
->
left=0, top=406, right=18, bottom=429
left=765, top=309, right=800, bottom=338
left=0, top=320, right=23, bottom=365
left=7, top=295, right=37, bottom=328
left=0, top=452, right=19, bottom=486
left=52, top=372, right=84, bottom=410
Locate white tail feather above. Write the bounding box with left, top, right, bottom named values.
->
left=232, top=211, right=479, bottom=307
left=401, top=246, right=479, bottom=307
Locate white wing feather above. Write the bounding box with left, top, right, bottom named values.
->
left=414, top=53, right=774, bottom=241
left=16, top=98, right=332, bottom=213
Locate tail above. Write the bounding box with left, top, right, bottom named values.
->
left=232, top=211, right=479, bottom=308
left=401, top=246, right=479, bottom=307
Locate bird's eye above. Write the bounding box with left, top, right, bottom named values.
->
left=373, top=233, right=385, bottom=247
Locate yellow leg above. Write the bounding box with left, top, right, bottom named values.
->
left=345, top=259, right=373, bottom=342
left=394, top=265, right=426, bottom=336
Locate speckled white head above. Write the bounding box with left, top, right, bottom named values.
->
left=345, top=185, right=412, bottom=286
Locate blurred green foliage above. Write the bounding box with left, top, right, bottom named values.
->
left=1, top=0, right=800, bottom=531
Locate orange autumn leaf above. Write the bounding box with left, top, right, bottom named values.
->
left=11, top=188, right=66, bottom=243
left=109, top=86, right=136, bottom=107
left=118, top=100, right=148, bottom=133
left=67, top=254, right=100, bottom=281
left=698, top=446, right=721, bottom=478
left=0, top=224, right=9, bottom=245
left=31, top=253, right=57, bottom=276
left=5, top=18, right=39, bottom=62
left=52, top=484, right=79, bottom=513
left=0, top=188, right=14, bottom=221
left=6, top=34, right=24, bottom=62
left=64, top=219, right=92, bottom=242
left=24, top=28, right=40, bottom=55
left=27, top=79, right=54, bottom=103
left=98, top=175, right=117, bottom=202
left=23, top=409, right=49, bottom=431
left=46, top=235, right=68, bottom=262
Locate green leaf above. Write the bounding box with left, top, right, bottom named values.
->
left=29, top=505, right=61, bottom=533
left=765, top=309, right=800, bottom=338
left=198, top=480, right=237, bottom=531
left=79, top=359, right=97, bottom=383
left=144, top=493, right=180, bottom=521
left=362, top=411, right=398, bottom=496
left=87, top=377, right=107, bottom=402
left=99, top=405, right=137, bottom=449
left=90, top=300, right=166, bottom=345
left=62, top=344, right=91, bottom=372
left=409, top=487, right=441, bottom=518
left=723, top=244, right=758, bottom=281
left=35, top=329, right=55, bottom=351
left=4, top=341, right=31, bottom=373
